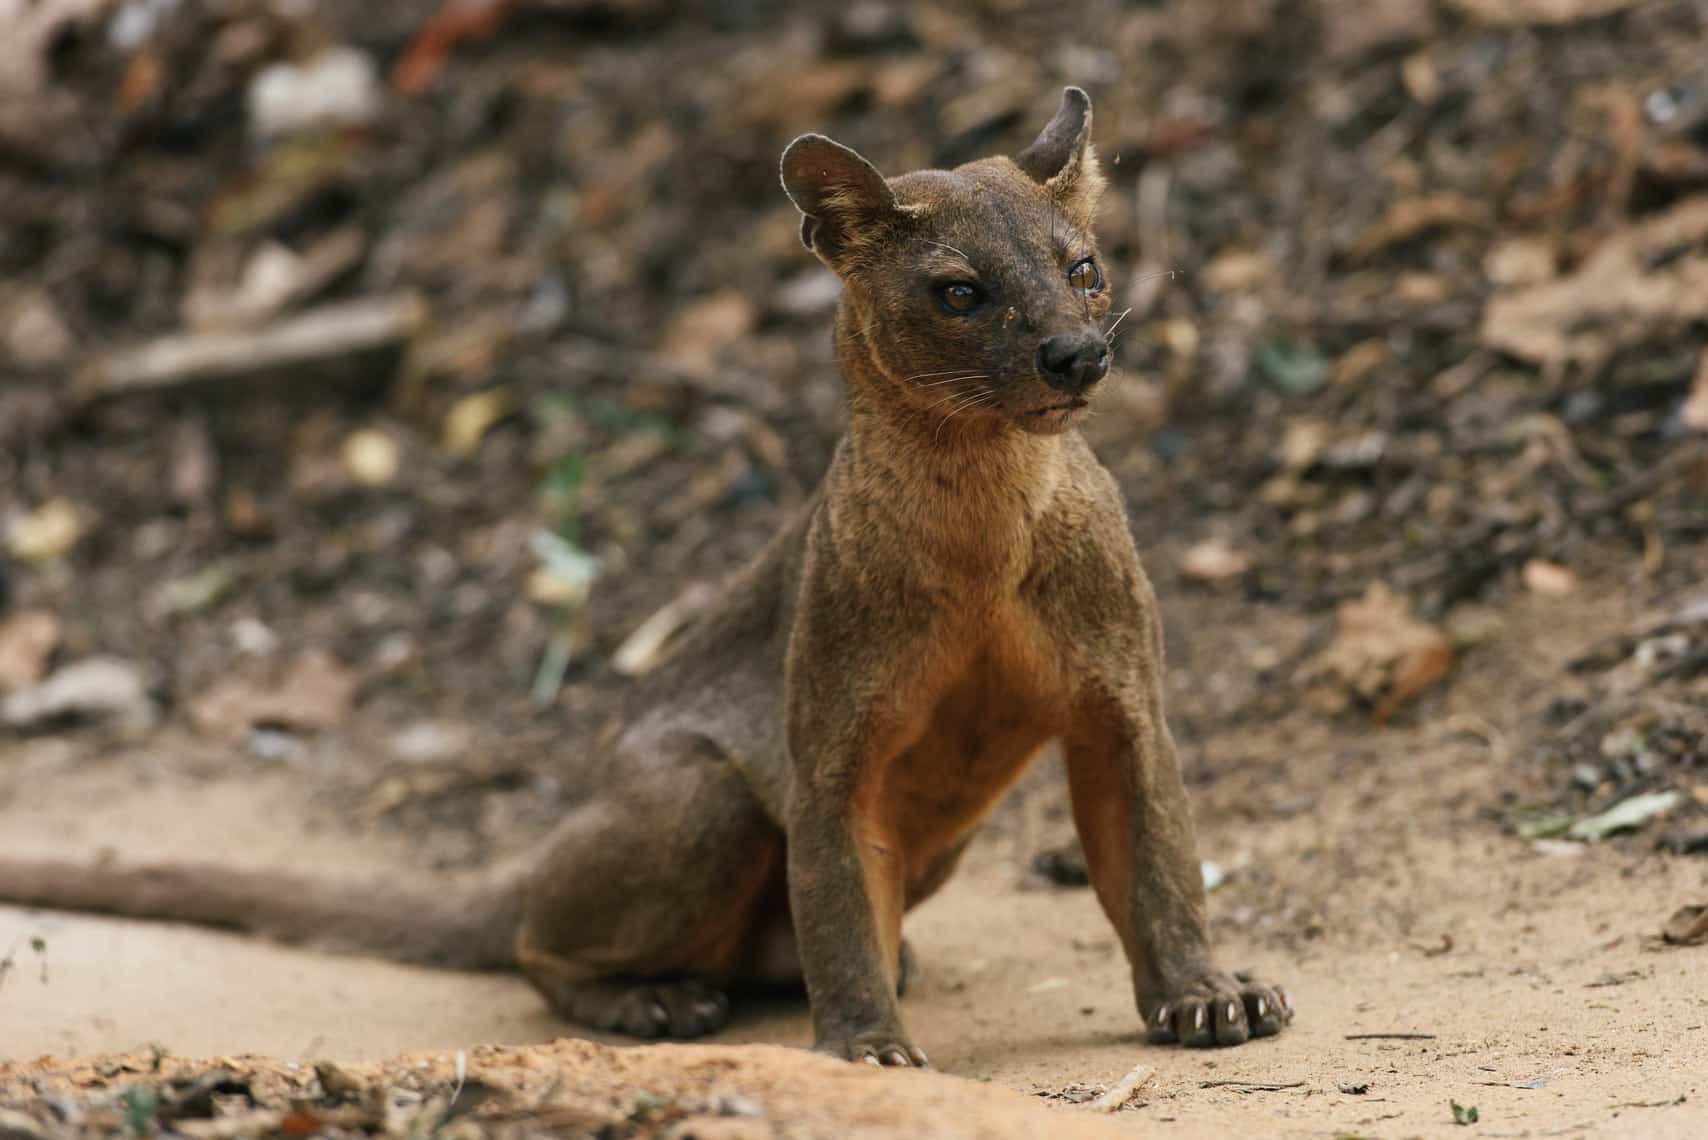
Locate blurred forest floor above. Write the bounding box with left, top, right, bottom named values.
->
left=2, top=0, right=1707, bottom=1136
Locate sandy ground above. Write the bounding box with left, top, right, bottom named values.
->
left=3, top=585, right=1707, bottom=1138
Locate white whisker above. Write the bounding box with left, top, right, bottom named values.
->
left=916, top=372, right=990, bottom=388
left=933, top=391, right=996, bottom=444
left=902, top=367, right=986, bottom=382
left=923, top=385, right=983, bottom=415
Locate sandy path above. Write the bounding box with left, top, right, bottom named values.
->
left=4, top=758, right=1705, bottom=1137
left=3, top=588, right=1707, bottom=1136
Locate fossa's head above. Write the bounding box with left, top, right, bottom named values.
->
left=781, top=88, right=1113, bottom=435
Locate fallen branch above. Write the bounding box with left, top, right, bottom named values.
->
left=73, top=292, right=429, bottom=402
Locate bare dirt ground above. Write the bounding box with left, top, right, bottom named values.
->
left=5, top=569, right=1706, bottom=1139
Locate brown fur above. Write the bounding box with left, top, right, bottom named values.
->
left=0, top=89, right=1291, bottom=1060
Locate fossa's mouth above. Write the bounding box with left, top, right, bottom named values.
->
left=1028, top=398, right=1089, bottom=416
left=1016, top=397, right=1090, bottom=434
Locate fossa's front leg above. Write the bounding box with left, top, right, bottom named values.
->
left=787, top=765, right=925, bottom=1066
left=783, top=571, right=940, bottom=1067
left=1063, top=677, right=1292, bottom=1047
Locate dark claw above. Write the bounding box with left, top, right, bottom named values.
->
left=1147, top=973, right=1294, bottom=1049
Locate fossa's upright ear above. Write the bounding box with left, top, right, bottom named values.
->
left=1014, top=86, right=1106, bottom=227
left=780, top=134, right=905, bottom=266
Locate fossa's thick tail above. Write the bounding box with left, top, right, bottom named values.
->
left=0, top=856, right=523, bottom=970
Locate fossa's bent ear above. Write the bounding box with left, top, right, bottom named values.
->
left=780, top=134, right=905, bottom=265
left=1014, top=87, right=1106, bottom=226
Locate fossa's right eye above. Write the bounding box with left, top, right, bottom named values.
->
left=937, top=283, right=983, bottom=314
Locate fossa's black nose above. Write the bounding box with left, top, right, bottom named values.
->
left=1037, top=332, right=1110, bottom=393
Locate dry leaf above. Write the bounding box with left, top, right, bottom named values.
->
left=3, top=289, right=73, bottom=366
left=1522, top=559, right=1577, bottom=596
left=1308, top=583, right=1455, bottom=721
left=1481, top=197, right=1708, bottom=365
left=189, top=651, right=357, bottom=741
left=1333, top=341, right=1391, bottom=387
left=1350, top=192, right=1485, bottom=259
left=1203, top=250, right=1272, bottom=292
left=660, top=291, right=756, bottom=375
left=0, top=0, right=103, bottom=100
left=1, top=656, right=149, bottom=729
left=1682, top=348, right=1708, bottom=431
left=442, top=388, right=512, bottom=458
left=1662, top=904, right=1708, bottom=946
left=1278, top=421, right=1330, bottom=470
left=1400, top=51, right=1441, bottom=104
left=0, top=609, right=60, bottom=693
left=1484, top=238, right=1557, bottom=287
left=6, top=499, right=81, bottom=563
left=1319, top=0, right=1436, bottom=61
left=343, top=429, right=400, bottom=486
left=1180, top=540, right=1251, bottom=584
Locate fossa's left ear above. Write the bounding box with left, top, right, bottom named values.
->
left=780, top=133, right=907, bottom=270
left=1014, top=87, right=1106, bottom=227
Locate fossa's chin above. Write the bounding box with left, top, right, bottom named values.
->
left=1014, top=398, right=1088, bottom=434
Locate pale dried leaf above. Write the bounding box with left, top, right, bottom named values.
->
left=1350, top=192, right=1485, bottom=259
left=1180, top=540, right=1251, bottom=584
left=0, top=610, right=60, bottom=694
left=6, top=499, right=81, bottom=563
left=661, top=291, right=756, bottom=375
left=442, top=388, right=512, bottom=458
left=1521, top=559, right=1577, bottom=596
left=0, top=0, right=103, bottom=99
left=1662, top=905, right=1708, bottom=946
left=1317, top=0, right=1436, bottom=61
left=0, top=656, right=149, bottom=728
left=1682, top=348, right=1708, bottom=431
left=1308, top=583, right=1455, bottom=719
left=189, top=651, right=357, bottom=741
left=343, top=429, right=401, bottom=486
left=1480, top=197, right=1708, bottom=365
left=1203, top=250, right=1272, bottom=292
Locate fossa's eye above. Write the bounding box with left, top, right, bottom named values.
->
left=1068, top=258, right=1102, bottom=295
left=937, top=283, right=984, bottom=314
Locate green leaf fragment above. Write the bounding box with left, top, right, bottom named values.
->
left=1516, top=812, right=1572, bottom=840
left=1568, top=791, right=1683, bottom=841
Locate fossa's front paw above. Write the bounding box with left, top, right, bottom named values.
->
left=814, top=1028, right=931, bottom=1068
left=1145, top=971, right=1292, bottom=1047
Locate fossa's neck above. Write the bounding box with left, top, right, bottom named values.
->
left=831, top=310, right=1067, bottom=579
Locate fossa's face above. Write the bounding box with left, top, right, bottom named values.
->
left=782, top=88, right=1113, bottom=436
left=854, top=158, right=1114, bottom=436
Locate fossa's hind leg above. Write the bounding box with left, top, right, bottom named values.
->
left=523, top=971, right=733, bottom=1039
left=516, top=735, right=781, bottom=1039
